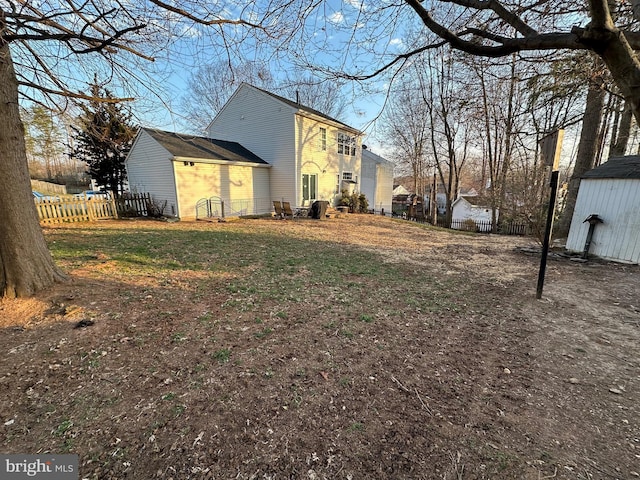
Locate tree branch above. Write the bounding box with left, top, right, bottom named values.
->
left=147, top=0, right=264, bottom=29
left=440, top=0, right=538, bottom=37
left=404, top=0, right=588, bottom=57
left=17, top=80, right=134, bottom=103
left=588, top=0, right=616, bottom=29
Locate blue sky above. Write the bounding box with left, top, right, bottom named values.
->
left=120, top=0, right=413, bottom=155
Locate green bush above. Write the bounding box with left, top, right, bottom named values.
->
left=339, top=190, right=369, bottom=213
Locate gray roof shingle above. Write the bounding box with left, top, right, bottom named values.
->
left=143, top=128, right=268, bottom=165
left=582, top=156, right=640, bottom=179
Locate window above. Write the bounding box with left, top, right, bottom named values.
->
left=337, top=132, right=356, bottom=156
left=342, top=171, right=353, bottom=181
left=335, top=174, right=340, bottom=194
left=302, top=174, right=317, bottom=203
left=319, top=127, right=327, bottom=151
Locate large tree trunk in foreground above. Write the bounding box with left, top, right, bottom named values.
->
left=0, top=42, right=66, bottom=298
left=555, top=79, right=606, bottom=239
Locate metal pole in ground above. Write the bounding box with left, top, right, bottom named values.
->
left=536, top=169, right=559, bottom=299
left=536, top=129, right=564, bottom=299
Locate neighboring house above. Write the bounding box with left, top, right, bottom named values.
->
left=393, top=184, right=411, bottom=196
left=126, top=128, right=270, bottom=219
left=436, top=193, right=448, bottom=216
left=361, top=146, right=394, bottom=213
left=451, top=195, right=496, bottom=231
left=566, top=156, right=640, bottom=263
left=207, top=83, right=367, bottom=208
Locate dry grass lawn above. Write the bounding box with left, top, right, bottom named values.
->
left=0, top=215, right=638, bottom=479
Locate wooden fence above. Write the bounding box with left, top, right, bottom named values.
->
left=35, top=195, right=117, bottom=224
left=115, top=193, right=152, bottom=217
left=31, top=179, right=67, bottom=195
left=34, top=192, right=151, bottom=224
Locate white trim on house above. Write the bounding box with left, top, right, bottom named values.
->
left=172, top=156, right=272, bottom=168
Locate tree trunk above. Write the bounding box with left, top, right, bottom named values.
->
left=555, top=80, right=606, bottom=239
left=609, top=100, right=633, bottom=157
left=0, top=42, right=66, bottom=298
left=588, top=21, right=640, bottom=125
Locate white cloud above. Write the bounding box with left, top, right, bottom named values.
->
left=344, top=0, right=367, bottom=11
left=389, top=38, right=403, bottom=48
left=328, top=11, right=345, bottom=24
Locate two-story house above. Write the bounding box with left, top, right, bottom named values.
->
left=206, top=83, right=363, bottom=208
left=126, top=83, right=392, bottom=219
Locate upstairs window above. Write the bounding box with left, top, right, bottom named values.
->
left=319, top=127, right=327, bottom=151
left=337, top=132, right=356, bottom=156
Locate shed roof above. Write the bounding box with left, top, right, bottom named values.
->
left=582, top=156, right=640, bottom=179
left=143, top=128, right=268, bottom=165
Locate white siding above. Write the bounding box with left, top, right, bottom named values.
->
left=566, top=178, right=640, bottom=263
left=125, top=130, right=179, bottom=216
left=360, top=157, right=376, bottom=209
left=361, top=149, right=394, bottom=213
left=295, top=114, right=362, bottom=206
left=174, top=161, right=271, bottom=219
left=375, top=162, right=394, bottom=214
left=452, top=198, right=494, bottom=231
left=207, top=84, right=296, bottom=204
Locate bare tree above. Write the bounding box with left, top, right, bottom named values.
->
left=0, top=1, right=294, bottom=298
left=424, top=50, right=472, bottom=224
left=182, top=60, right=275, bottom=133
left=609, top=98, right=634, bottom=157
left=556, top=74, right=608, bottom=237
left=287, top=2, right=640, bottom=125
left=518, top=54, right=585, bottom=236
left=278, top=74, right=348, bottom=120
left=182, top=66, right=348, bottom=133
left=399, top=1, right=640, bottom=124
left=22, top=105, right=65, bottom=180
left=381, top=76, right=432, bottom=199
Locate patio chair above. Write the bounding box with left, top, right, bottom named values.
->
left=282, top=201, right=294, bottom=219
left=273, top=200, right=284, bottom=219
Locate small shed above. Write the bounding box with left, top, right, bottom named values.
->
left=566, top=156, right=640, bottom=263
left=451, top=195, right=495, bottom=231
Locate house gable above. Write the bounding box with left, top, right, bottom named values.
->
left=207, top=83, right=365, bottom=207
left=207, top=83, right=298, bottom=204
left=125, top=128, right=180, bottom=216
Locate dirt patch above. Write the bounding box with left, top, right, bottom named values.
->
left=0, top=216, right=638, bottom=479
